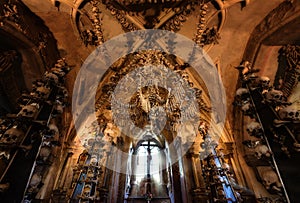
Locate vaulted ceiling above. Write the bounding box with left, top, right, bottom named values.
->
left=2, top=0, right=299, bottom=140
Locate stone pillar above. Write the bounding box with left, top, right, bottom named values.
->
left=187, top=146, right=210, bottom=203
left=109, top=149, right=120, bottom=203
left=159, top=150, right=169, bottom=197
left=129, top=151, right=138, bottom=197
left=99, top=145, right=113, bottom=203
left=170, top=137, right=186, bottom=203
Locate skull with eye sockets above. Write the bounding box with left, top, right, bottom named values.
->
left=278, top=106, right=300, bottom=121
left=246, top=121, right=263, bottom=137
left=264, top=89, right=286, bottom=104
left=1, top=127, right=24, bottom=145
left=17, top=103, right=39, bottom=118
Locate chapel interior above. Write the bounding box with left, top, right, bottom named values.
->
left=0, top=0, right=300, bottom=202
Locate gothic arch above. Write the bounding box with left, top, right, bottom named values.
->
left=243, top=0, right=300, bottom=65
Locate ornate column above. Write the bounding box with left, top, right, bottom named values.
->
left=170, top=137, right=186, bottom=203
left=98, top=144, right=113, bottom=203
left=159, top=150, right=168, bottom=197
left=186, top=145, right=210, bottom=203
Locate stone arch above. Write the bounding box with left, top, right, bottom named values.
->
left=243, top=0, right=300, bottom=64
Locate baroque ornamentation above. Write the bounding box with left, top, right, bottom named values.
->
left=244, top=1, right=294, bottom=62
left=104, top=2, right=138, bottom=32
left=95, top=51, right=210, bottom=138
left=278, top=45, right=300, bottom=97
left=0, top=1, right=47, bottom=47
left=90, top=1, right=105, bottom=45
left=193, top=4, right=208, bottom=46
left=0, top=0, right=59, bottom=68
left=161, top=2, right=197, bottom=32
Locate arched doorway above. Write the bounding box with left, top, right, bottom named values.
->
left=125, top=137, right=171, bottom=203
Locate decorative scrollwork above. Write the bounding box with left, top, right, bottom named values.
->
left=0, top=50, right=18, bottom=73
left=90, top=1, right=104, bottom=45
left=199, top=26, right=220, bottom=46
left=277, top=45, right=300, bottom=97
left=104, top=3, right=138, bottom=32
left=161, top=2, right=198, bottom=32
left=193, top=4, right=208, bottom=46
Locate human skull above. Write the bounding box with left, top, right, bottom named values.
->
left=255, top=144, right=271, bottom=159
left=56, top=58, right=66, bottom=66
left=236, top=88, right=249, bottom=97
left=1, top=127, right=24, bottom=144
left=30, top=173, right=42, bottom=188
left=246, top=121, right=262, bottom=136
left=95, top=30, right=102, bottom=36
left=261, top=168, right=282, bottom=190
left=278, top=106, right=300, bottom=121
left=33, top=86, right=50, bottom=99
left=39, top=146, right=51, bottom=161
left=174, top=19, right=181, bottom=26
left=48, top=123, right=59, bottom=135
left=17, top=103, right=39, bottom=117
left=87, top=169, right=94, bottom=178
left=45, top=72, right=59, bottom=84
left=110, top=9, right=116, bottom=15
left=0, top=150, right=11, bottom=160
left=51, top=67, right=65, bottom=77
left=32, top=80, right=45, bottom=89
left=123, top=21, right=129, bottom=28
left=201, top=4, right=208, bottom=10
left=53, top=103, right=64, bottom=115
left=54, top=63, right=63, bottom=69
left=92, top=7, right=99, bottom=13
left=0, top=182, right=10, bottom=192
left=241, top=102, right=252, bottom=112
left=180, top=71, right=189, bottom=81
left=258, top=76, right=270, bottom=88
left=90, top=155, right=98, bottom=165
left=200, top=10, right=207, bottom=16
left=83, top=184, right=91, bottom=197
left=235, top=88, right=249, bottom=104
left=95, top=25, right=101, bottom=30
left=265, top=89, right=285, bottom=103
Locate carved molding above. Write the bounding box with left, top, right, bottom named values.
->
left=0, top=50, right=18, bottom=73
left=0, top=0, right=59, bottom=68
left=72, top=0, right=243, bottom=49
left=277, top=45, right=300, bottom=97
left=105, top=3, right=139, bottom=32
left=243, top=1, right=298, bottom=63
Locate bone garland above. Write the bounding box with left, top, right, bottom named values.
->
left=161, top=4, right=193, bottom=32
left=193, top=4, right=208, bottom=47
left=90, top=1, right=105, bottom=45
left=105, top=3, right=138, bottom=32
left=20, top=59, right=70, bottom=201
left=279, top=45, right=300, bottom=97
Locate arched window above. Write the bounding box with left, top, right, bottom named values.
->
left=125, top=139, right=170, bottom=199
left=135, top=140, right=161, bottom=184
